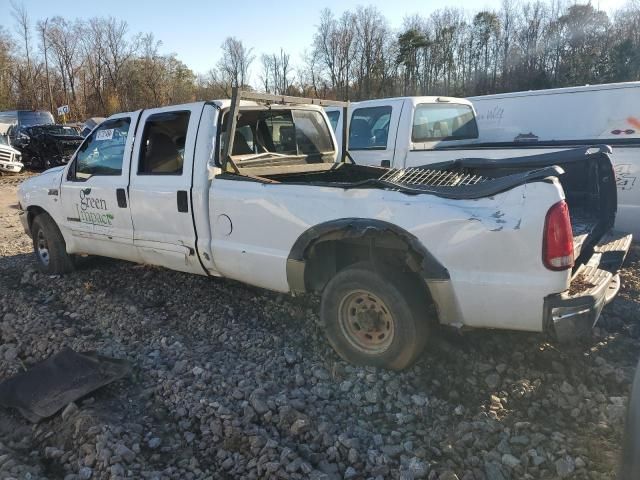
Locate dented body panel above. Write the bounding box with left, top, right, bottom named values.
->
left=208, top=174, right=567, bottom=331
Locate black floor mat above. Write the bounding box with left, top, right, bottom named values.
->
left=0, top=347, right=131, bottom=422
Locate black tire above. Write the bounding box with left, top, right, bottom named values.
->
left=320, top=262, right=431, bottom=370
left=31, top=213, right=75, bottom=274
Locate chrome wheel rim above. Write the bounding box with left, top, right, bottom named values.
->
left=338, top=290, right=395, bottom=354
left=36, top=229, right=50, bottom=266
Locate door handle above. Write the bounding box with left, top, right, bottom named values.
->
left=116, top=188, right=127, bottom=208
left=177, top=190, right=189, bottom=213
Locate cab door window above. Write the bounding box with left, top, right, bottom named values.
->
left=349, top=106, right=392, bottom=150
left=73, top=118, right=131, bottom=180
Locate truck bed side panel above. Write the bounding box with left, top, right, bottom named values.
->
left=209, top=178, right=567, bottom=332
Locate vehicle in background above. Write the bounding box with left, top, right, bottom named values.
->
left=0, top=110, right=55, bottom=144
left=326, top=89, right=639, bottom=237
left=0, top=134, right=23, bottom=174
left=80, top=117, right=105, bottom=137
left=16, top=91, right=631, bottom=369
left=12, top=124, right=83, bottom=170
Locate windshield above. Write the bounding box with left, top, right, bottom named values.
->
left=0, top=135, right=8, bottom=146
left=36, top=125, right=79, bottom=136
left=18, top=111, right=54, bottom=127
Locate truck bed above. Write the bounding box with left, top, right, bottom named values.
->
left=236, top=145, right=615, bottom=270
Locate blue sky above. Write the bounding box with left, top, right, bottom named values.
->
left=1, top=0, right=627, bottom=79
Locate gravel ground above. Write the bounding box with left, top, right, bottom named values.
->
left=0, top=173, right=639, bottom=480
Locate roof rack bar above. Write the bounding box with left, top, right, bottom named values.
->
left=237, top=90, right=349, bottom=107
left=222, top=87, right=350, bottom=172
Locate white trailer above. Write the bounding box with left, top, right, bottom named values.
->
left=326, top=83, right=640, bottom=236
left=469, top=81, right=640, bottom=144
left=467, top=82, right=640, bottom=236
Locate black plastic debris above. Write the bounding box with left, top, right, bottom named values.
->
left=0, top=347, right=131, bottom=422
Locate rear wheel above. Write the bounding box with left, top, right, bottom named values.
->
left=31, top=214, right=75, bottom=274
left=320, top=263, right=431, bottom=370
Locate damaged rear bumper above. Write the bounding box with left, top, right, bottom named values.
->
left=544, top=231, right=632, bottom=341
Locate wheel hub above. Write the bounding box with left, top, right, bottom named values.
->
left=339, top=290, right=395, bottom=354
left=36, top=230, right=50, bottom=266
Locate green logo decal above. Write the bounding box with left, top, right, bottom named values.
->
left=76, top=189, right=114, bottom=226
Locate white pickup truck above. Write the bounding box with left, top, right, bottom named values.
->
left=17, top=91, right=631, bottom=369
left=326, top=89, right=640, bottom=237
left=0, top=134, right=23, bottom=174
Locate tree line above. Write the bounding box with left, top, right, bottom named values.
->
left=1, top=0, right=639, bottom=120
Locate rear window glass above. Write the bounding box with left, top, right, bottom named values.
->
left=412, top=103, right=478, bottom=142
left=292, top=110, right=334, bottom=154
left=223, top=109, right=335, bottom=158
left=349, top=106, right=392, bottom=150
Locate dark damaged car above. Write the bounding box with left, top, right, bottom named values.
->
left=12, top=124, right=84, bottom=170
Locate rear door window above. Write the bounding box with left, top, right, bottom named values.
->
left=412, top=103, right=478, bottom=142
left=138, top=111, right=191, bottom=175
left=349, top=106, right=392, bottom=150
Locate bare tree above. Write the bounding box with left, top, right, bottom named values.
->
left=11, top=0, right=35, bottom=108
left=217, top=37, right=254, bottom=95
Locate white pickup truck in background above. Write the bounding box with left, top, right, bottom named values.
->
left=326, top=83, right=640, bottom=237
left=17, top=91, right=631, bottom=369
left=0, top=134, right=24, bottom=174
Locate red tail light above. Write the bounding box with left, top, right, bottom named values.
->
left=543, top=200, right=574, bottom=271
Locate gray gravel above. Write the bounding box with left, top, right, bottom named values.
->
left=1, top=175, right=639, bottom=479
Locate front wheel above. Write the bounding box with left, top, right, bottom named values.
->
left=320, top=263, right=431, bottom=370
left=31, top=214, right=75, bottom=274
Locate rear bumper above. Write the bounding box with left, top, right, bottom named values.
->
left=544, top=231, right=632, bottom=341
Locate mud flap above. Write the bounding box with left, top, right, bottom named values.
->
left=0, top=348, right=131, bottom=422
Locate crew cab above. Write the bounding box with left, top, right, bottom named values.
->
left=326, top=91, right=640, bottom=237
left=17, top=91, right=631, bottom=369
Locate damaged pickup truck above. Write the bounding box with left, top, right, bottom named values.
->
left=16, top=90, right=632, bottom=369
left=11, top=124, right=84, bottom=170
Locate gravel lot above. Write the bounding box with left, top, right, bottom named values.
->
left=0, top=173, right=639, bottom=480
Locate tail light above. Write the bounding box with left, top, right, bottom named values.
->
left=543, top=200, right=574, bottom=271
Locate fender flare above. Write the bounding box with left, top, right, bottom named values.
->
left=286, top=217, right=449, bottom=294
left=25, top=205, right=52, bottom=229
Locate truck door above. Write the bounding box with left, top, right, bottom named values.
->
left=128, top=104, right=205, bottom=274
left=348, top=100, right=404, bottom=167
left=59, top=113, right=139, bottom=259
